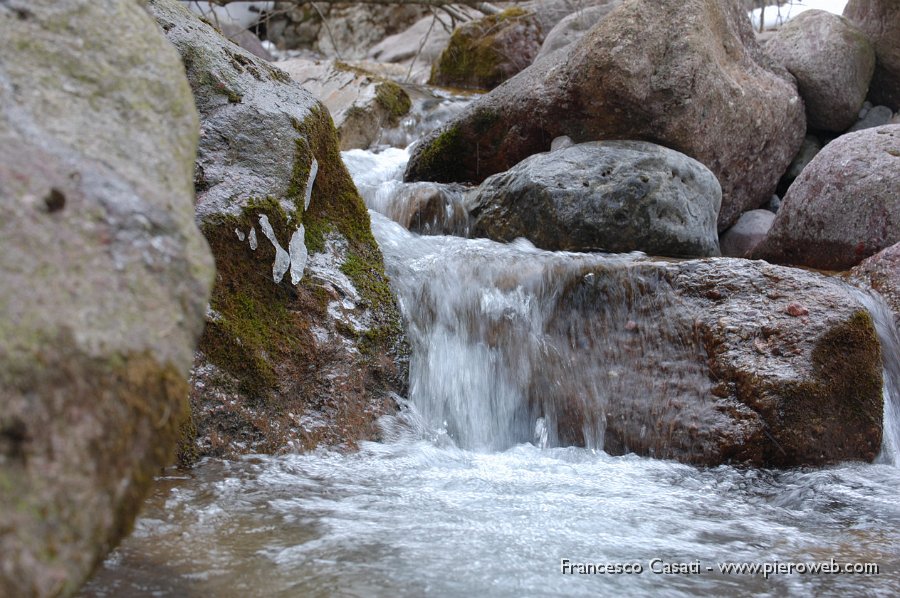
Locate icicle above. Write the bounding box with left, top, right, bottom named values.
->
left=258, top=214, right=290, bottom=283
left=304, top=158, right=318, bottom=212
left=249, top=227, right=258, bottom=250
left=289, top=224, right=307, bottom=285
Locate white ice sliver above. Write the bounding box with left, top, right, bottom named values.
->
left=305, top=158, right=318, bottom=212
left=259, top=214, right=291, bottom=283
left=289, top=225, right=308, bottom=285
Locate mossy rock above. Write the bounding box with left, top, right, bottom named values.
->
left=149, top=0, right=408, bottom=460
left=430, top=9, right=544, bottom=91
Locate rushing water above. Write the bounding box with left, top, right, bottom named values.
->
left=82, top=101, right=900, bottom=596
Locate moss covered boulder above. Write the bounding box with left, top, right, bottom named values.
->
left=406, top=0, right=805, bottom=232
left=0, top=0, right=215, bottom=595
left=148, top=0, right=407, bottom=459
left=277, top=58, right=412, bottom=150
left=430, top=8, right=544, bottom=91
left=544, top=259, right=884, bottom=466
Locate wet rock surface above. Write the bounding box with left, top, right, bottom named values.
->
left=851, top=242, right=900, bottom=331
left=0, top=0, right=214, bottom=594
left=149, top=0, right=407, bottom=460
left=752, top=125, right=900, bottom=270
left=545, top=259, right=884, bottom=467
left=469, top=141, right=722, bottom=257
left=405, top=0, right=805, bottom=231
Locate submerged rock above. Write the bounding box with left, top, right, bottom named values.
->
left=765, top=10, right=874, bottom=133
left=843, top=0, right=900, bottom=111
left=277, top=58, right=412, bottom=150
left=545, top=259, right=884, bottom=467
left=752, top=125, right=900, bottom=270
left=469, top=141, right=722, bottom=257
left=405, top=0, right=805, bottom=232
left=430, top=8, right=544, bottom=91
left=148, top=0, right=407, bottom=460
left=0, top=0, right=214, bottom=595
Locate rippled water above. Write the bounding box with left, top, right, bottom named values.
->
left=82, top=130, right=900, bottom=597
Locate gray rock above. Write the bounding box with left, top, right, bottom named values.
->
left=0, top=0, right=214, bottom=595
left=765, top=10, right=874, bottom=132
left=148, top=0, right=407, bottom=459
left=536, top=3, right=621, bottom=59
left=366, top=15, right=455, bottom=84
left=844, top=0, right=900, bottom=110
left=550, top=135, right=574, bottom=151
left=405, top=0, right=805, bottom=233
left=276, top=58, right=412, bottom=150
left=470, top=141, right=722, bottom=258
left=220, top=21, right=274, bottom=61
left=752, top=125, right=900, bottom=270
left=719, top=209, right=776, bottom=257
left=848, top=104, right=894, bottom=132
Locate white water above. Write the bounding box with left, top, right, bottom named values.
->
left=82, top=115, right=900, bottom=598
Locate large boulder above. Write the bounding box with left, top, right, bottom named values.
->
left=765, top=10, right=875, bottom=133
left=544, top=258, right=884, bottom=466
left=536, top=2, right=621, bottom=59
left=752, top=125, right=900, bottom=270
left=405, top=0, right=806, bottom=232
left=148, top=0, right=407, bottom=459
left=469, top=141, right=722, bottom=257
left=0, top=0, right=214, bottom=595
left=276, top=58, right=412, bottom=150
left=429, top=8, right=544, bottom=91
left=851, top=243, right=900, bottom=331
left=844, top=0, right=900, bottom=111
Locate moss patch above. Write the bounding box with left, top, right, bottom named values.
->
left=375, top=81, right=412, bottom=121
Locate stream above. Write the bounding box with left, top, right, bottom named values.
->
left=81, top=92, right=900, bottom=597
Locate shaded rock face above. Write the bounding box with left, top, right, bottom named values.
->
left=543, top=259, right=883, bottom=466
left=851, top=243, right=900, bottom=332
left=0, top=0, right=214, bottom=595
left=765, top=10, right=874, bottom=133
left=844, top=0, right=900, bottom=111
left=405, top=0, right=805, bottom=232
left=469, top=141, right=722, bottom=257
left=719, top=209, right=776, bottom=257
left=148, top=0, right=407, bottom=459
left=277, top=58, right=412, bottom=150
left=430, top=8, right=544, bottom=91
left=536, top=2, right=621, bottom=59
left=752, top=125, right=900, bottom=270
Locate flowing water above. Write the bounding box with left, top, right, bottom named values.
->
left=82, top=96, right=900, bottom=597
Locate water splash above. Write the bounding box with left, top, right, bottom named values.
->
left=852, top=288, right=900, bottom=465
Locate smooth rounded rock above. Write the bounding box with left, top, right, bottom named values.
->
left=470, top=141, right=722, bottom=257
left=752, top=125, right=900, bottom=270
left=844, top=0, right=900, bottom=110
left=765, top=10, right=875, bottom=132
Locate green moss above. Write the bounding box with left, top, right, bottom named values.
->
left=408, top=124, right=468, bottom=183
left=375, top=81, right=412, bottom=120
left=429, top=9, right=535, bottom=90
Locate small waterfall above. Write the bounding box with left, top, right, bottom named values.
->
left=852, top=289, right=900, bottom=465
